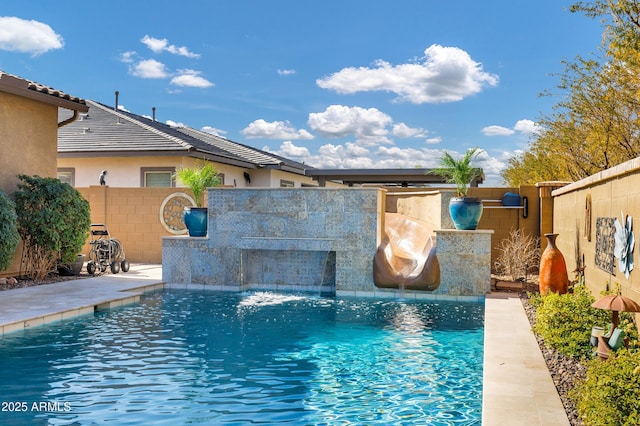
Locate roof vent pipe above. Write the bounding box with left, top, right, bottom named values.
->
left=152, top=107, right=156, bottom=122
left=114, top=91, right=119, bottom=111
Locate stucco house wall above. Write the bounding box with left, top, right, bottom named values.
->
left=58, top=156, right=332, bottom=188
left=0, top=72, right=87, bottom=277
left=0, top=92, right=59, bottom=194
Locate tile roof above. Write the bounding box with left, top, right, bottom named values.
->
left=176, top=126, right=310, bottom=172
left=58, top=100, right=310, bottom=173
left=0, top=71, right=87, bottom=111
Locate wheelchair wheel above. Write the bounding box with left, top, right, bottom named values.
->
left=110, top=261, right=120, bottom=274
left=87, top=261, right=97, bottom=275
left=121, top=259, right=130, bottom=273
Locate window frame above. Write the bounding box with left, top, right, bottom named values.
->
left=141, top=167, right=176, bottom=188
left=57, top=168, right=75, bottom=187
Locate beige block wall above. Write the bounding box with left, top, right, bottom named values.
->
left=3, top=181, right=543, bottom=276
left=77, top=186, right=188, bottom=264
left=471, top=186, right=539, bottom=268
left=552, top=158, right=640, bottom=311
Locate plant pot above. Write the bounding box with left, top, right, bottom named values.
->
left=449, top=197, right=483, bottom=230
left=58, top=254, right=86, bottom=276
left=539, top=233, right=568, bottom=294
left=183, top=207, right=208, bottom=237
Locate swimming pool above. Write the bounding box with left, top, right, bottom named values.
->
left=0, top=290, right=484, bottom=425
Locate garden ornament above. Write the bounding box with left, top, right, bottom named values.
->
left=591, top=294, right=640, bottom=329
left=613, top=213, right=634, bottom=278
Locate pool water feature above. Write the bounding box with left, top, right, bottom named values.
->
left=0, top=291, right=484, bottom=425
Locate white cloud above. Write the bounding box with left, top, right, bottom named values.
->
left=0, top=16, right=63, bottom=55
left=277, top=69, right=296, bottom=75
left=316, top=44, right=498, bottom=104
left=126, top=38, right=211, bottom=88
left=482, top=119, right=540, bottom=136
left=166, top=119, right=185, bottom=127
left=393, top=123, right=427, bottom=138
left=130, top=59, right=169, bottom=78
left=307, top=105, right=393, bottom=146
left=141, top=35, right=200, bottom=58
left=318, top=142, right=370, bottom=158
left=276, top=141, right=311, bottom=157
left=514, top=119, right=541, bottom=135
left=170, top=69, right=214, bottom=88
left=242, top=119, right=314, bottom=140
left=264, top=142, right=509, bottom=185
left=201, top=126, right=227, bottom=137
left=375, top=145, right=432, bottom=163
left=426, top=136, right=442, bottom=145
left=120, top=51, right=136, bottom=63
left=482, top=125, right=515, bottom=136
left=127, top=65, right=213, bottom=88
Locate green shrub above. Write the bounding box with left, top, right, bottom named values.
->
left=572, top=350, right=640, bottom=425
left=533, top=284, right=612, bottom=358
left=14, top=175, right=91, bottom=280
left=175, top=161, right=221, bottom=207
left=0, top=190, right=19, bottom=271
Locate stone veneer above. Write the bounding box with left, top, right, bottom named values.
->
left=163, top=188, right=384, bottom=294
left=162, top=187, right=492, bottom=298
left=433, top=229, right=494, bottom=296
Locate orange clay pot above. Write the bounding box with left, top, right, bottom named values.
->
left=539, top=233, right=568, bottom=294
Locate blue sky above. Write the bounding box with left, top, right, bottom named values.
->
left=0, top=1, right=603, bottom=185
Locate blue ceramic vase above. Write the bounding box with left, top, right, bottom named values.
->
left=183, top=207, right=208, bottom=237
left=449, top=197, right=483, bottom=230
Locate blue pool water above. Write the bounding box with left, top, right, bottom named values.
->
left=0, top=291, right=484, bottom=425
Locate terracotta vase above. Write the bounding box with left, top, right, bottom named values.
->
left=539, top=233, right=568, bottom=294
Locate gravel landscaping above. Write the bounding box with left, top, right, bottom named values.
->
left=521, top=293, right=586, bottom=426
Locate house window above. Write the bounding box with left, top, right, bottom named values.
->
left=57, top=168, right=75, bottom=186
left=280, top=180, right=295, bottom=188
left=141, top=167, right=175, bottom=187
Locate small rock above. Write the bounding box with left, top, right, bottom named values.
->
left=7, top=277, right=17, bottom=285
left=0, top=278, right=6, bottom=285
left=521, top=294, right=585, bottom=425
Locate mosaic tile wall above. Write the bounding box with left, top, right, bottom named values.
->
left=162, top=187, right=493, bottom=297
left=163, top=188, right=383, bottom=292
left=242, top=250, right=336, bottom=296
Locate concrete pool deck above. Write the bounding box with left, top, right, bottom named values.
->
left=0, top=264, right=569, bottom=425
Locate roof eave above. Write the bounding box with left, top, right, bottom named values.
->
left=58, top=149, right=259, bottom=169
left=0, top=74, right=88, bottom=113
left=263, top=163, right=306, bottom=175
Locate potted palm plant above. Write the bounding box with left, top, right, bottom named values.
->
left=176, top=161, right=221, bottom=237
left=435, top=147, right=484, bottom=230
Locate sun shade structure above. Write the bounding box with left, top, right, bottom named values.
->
left=592, top=294, right=640, bottom=329
left=305, top=168, right=485, bottom=187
